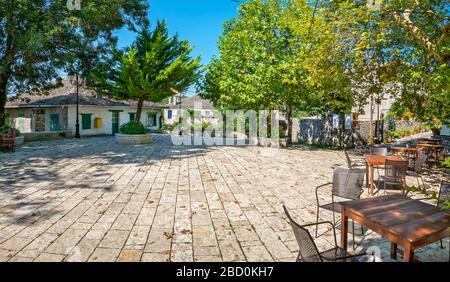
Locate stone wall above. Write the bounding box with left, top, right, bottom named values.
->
left=298, top=117, right=422, bottom=147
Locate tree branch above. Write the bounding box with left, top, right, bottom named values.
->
left=392, top=9, right=447, bottom=62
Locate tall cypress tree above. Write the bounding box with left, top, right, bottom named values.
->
left=92, top=20, right=202, bottom=123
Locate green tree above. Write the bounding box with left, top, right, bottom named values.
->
left=0, top=0, right=148, bottom=127
left=200, top=0, right=314, bottom=142
left=92, top=20, right=202, bottom=122
left=371, top=0, right=449, bottom=130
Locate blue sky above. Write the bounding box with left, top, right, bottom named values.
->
left=114, top=0, right=241, bottom=67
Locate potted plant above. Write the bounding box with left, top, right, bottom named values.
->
left=115, top=121, right=153, bottom=145
left=1, top=125, right=24, bottom=145
left=386, top=131, right=393, bottom=143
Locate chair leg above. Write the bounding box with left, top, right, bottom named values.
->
left=296, top=252, right=302, bottom=262
left=315, top=206, right=320, bottom=238
left=352, top=220, right=356, bottom=251
left=440, top=239, right=444, bottom=249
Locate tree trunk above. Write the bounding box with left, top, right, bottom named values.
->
left=0, top=76, right=8, bottom=127
left=369, top=94, right=374, bottom=145
left=287, top=104, right=293, bottom=145
left=135, top=98, right=145, bottom=123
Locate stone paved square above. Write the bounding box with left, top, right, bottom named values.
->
left=0, top=136, right=448, bottom=262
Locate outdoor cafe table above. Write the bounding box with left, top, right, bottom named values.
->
left=364, top=155, right=405, bottom=196
left=416, top=143, right=445, bottom=162
left=340, top=194, right=450, bottom=262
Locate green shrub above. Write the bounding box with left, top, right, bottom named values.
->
left=0, top=124, right=22, bottom=137
left=120, top=122, right=147, bottom=135
left=443, top=157, right=450, bottom=170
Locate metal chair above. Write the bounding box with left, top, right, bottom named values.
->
left=370, top=146, right=388, bottom=156
left=344, top=149, right=365, bottom=169
left=283, top=206, right=373, bottom=262
left=443, top=140, right=449, bottom=157
left=369, top=146, right=388, bottom=179
left=380, top=159, right=409, bottom=195
left=315, top=168, right=366, bottom=249
left=437, top=180, right=450, bottom=252
left=406, top=152, right=428, bottom=189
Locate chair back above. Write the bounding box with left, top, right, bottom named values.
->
left=437, top=181, right=450, bottom=209
left=385, top=159, right=408, bottom=183
left=332, top=168, right=365, bottom=200
left=283, top=206, right=322, bottom=262
left=413, top=152, right=428, bottom=173
left=344, top=149, right=352, bottom=169
left=370, top=146, right=388, bottom=156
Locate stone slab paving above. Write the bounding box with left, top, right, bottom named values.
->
left=0, top=135, right=448, bottom=262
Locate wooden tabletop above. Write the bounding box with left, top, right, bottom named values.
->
left=340, top=194, right=450, bottom=247
left=364, top=155, right=404, bottom=166
left=416, top=143, right=444, bottom=148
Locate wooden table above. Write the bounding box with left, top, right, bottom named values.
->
left=416, top=143, right=445, bottom=162
left=391, top=147, right=419, bottom=158
left=364, top=155, right=404, bottom=196
left=340, top=194, right=450, bottom=262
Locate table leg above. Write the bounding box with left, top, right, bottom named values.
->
left=390, top=243, right=398, bottom=260
left=340, top=207, right=348, bottom=251
left=404, top=245, right=414, bottom=262
left=365, top=163, right=369, bottom=188
left=370, top=165, right=374, bottom=196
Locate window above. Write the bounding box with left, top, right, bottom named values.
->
left=81, top=114, right=92, bottom=130
left=4, top=113, right=9, bottom=126
left=148, top=113, right=157, bottom=127
left=129, top=113, right=136, bottom=122
left=168, top=110, right=173, bottom=120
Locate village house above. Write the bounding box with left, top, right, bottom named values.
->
left=5, top=78, right=165, bottom=140
left=164, top=95, right=219, bottom=125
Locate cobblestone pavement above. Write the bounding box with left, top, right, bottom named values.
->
left=0, top=135, right=448, bottom=262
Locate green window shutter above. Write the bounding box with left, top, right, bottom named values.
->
left=129, top=113, right=136, bottom=122
left=81, top=114, right=92, bottom=130
left=4, top=113, right=9, bottom=125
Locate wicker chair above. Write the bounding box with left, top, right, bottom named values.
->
left=406, top=152, right=428, bottom=189
left=283, top=206, right=373, bottom=262
left=380, top=159, right=409, bottom=195
left=315, top=168, right=366, bottom=249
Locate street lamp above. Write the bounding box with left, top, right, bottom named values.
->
left=70, top=74, right=84, bottom=139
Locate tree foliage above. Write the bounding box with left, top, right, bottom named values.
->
left=0, top=0, right=148, bottom=126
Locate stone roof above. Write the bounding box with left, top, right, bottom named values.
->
left=168, top=96, right=215, bottom=110
left=6, top=77, right=166, bottom=109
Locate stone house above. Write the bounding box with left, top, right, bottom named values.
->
left=5, top=79, right=165, bottom=139
left=164, top=96, right=219, bottom=125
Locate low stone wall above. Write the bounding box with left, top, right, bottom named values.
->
left=23, top=130, right=74, bottom=142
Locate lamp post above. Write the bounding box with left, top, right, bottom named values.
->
left=70, top=74, right=84, bottom=139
